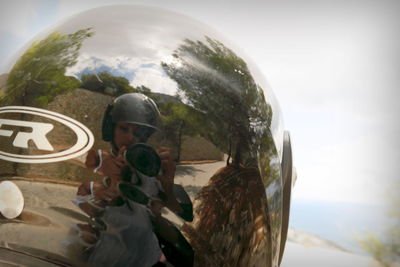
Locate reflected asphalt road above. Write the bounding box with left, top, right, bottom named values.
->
left=281, top=242, right=380, bottom=267
left=2, top=168, right=385, bottom=267
left=175, top=160, right=226, bottom=200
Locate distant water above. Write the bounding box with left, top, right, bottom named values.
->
left=289, top=199, right=395, bottom=255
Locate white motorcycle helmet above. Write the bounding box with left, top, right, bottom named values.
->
left=0, top=5, right=293, bottom=267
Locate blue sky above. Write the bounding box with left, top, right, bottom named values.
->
left=1, top=0, right=399, bottom=207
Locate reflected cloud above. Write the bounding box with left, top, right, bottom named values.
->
left=66, top=54, right=138, bottom=80
left=66, top=53, right=179, bottom=95
left=130, top=64, right=178, bottom=95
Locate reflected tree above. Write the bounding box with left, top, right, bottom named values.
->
left=80, top=71, right=136, bottom=96
left=162, top=36, right=272, bottom=168
left=1, top=28, right=94, bottom=107
left=136, top=85, right=152, bottom=95
left=162, top=37, right=277, bottom=266
left=0, top=28, right=94, bottom=177
left=157, top=100, right=208, bottom=162
left=358, top=182, right=400, bottom=266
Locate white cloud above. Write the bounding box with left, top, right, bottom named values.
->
left=66, top=53, right=143, bottom=77
left=130, top=66, right=178, bottom=95
left=65, top=53, right=179, bottom=95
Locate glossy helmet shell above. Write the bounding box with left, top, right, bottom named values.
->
left=0, top=5, right=290, bottom=267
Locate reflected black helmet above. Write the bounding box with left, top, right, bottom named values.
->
left=102, top=93, right=161, bottom=142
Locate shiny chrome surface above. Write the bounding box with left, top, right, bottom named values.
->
left=0, top=5, right=287, bottom=266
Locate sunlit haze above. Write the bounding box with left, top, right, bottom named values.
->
left=1, top=0, right=399, bottom=206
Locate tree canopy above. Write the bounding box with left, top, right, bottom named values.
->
left=80, top=71, right=136, bottom=96
left=162, top=36, right=273, bottom=167
left=157, top=99, right=209, bottom=161
left=2, top=28, right=94, bottom=107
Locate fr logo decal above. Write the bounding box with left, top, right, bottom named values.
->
left=0, top=119, right=55, bottom=151
left=0, top=106, right=94, bottom=163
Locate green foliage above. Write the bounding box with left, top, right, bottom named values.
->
left=162, top=36, right=273, bottom=166
left=1, top=28, right=94, bottom=107
left=80, top=71, right=137, bottom=96
left=160, top=101, right=206, bottom=135
left=358, top=182, right=400, bottom=266
left=359, top=234, right=390, bottom=266
left=157, top=100, right=208, bottom=161
left=136, top=85, right=152, bottom=95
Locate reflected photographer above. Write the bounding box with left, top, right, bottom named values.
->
left=75, top=93, right=193, bottom=266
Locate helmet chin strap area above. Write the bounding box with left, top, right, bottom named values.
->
left=111, top=141, right=119, bottom=156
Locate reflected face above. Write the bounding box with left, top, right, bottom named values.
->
left=113, top=122, right=139, bottom=150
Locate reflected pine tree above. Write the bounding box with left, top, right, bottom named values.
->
left=162, top=37, right=278, bottom=266
left=162, top=37, right=273, bottom=168
left=157, top=100, right=208, bottom=162
left=0, top=28, right=94, bottom=177
left=80, top=71, right=136, bottom=96
left=1, top=28, right=94, bottom=107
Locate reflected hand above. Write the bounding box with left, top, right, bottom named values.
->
left=94, top=185, right=120, bottom=204
left=156, top=147, right=176, bottom=193
left=101, top=147, right=127, bottom=182
left=149, top=199, right=164, bottom=217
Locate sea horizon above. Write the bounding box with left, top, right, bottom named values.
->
left=289, top=198, right=395, bottom=255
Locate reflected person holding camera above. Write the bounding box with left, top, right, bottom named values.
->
left=75, top=93, right=193, bottom=267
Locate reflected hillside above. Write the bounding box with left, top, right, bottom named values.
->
left=80, top=71, right=136, bottom=96
left=79, top=71, right=223, bottom=163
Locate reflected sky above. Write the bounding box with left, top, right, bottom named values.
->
left=1, top=4, right=285, bottom=161
left=66, top=53, right=179, bottom=95
left=58, top=6, right=211, bottom=97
